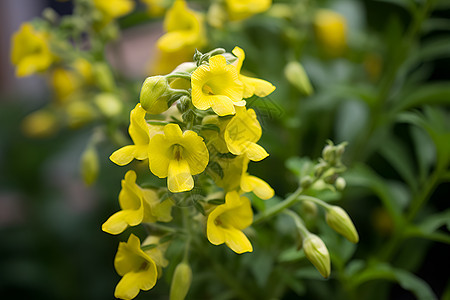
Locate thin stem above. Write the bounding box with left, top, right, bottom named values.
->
left=253, top=186, right=303, bottom=225
left=283, top=209, right=310, bottom=237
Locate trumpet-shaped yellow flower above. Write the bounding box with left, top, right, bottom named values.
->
left=110, top=104, right=162, bottom=166
left=93, top=0, right=134, bottom=20
left=157, top=0, right=205, bottom=53
left=148, top=124, right=209, bottom=193
left=207, top=191, right=253, bottom=254
left=114, top=234, right=158, bottom=300
left=232, top=47, right=275, bottom=98
left=10, top=23, right=53, bottom=77
left=313, top=9, right=347, bottom=56
left=211, top=156, right=274, bottom=199
left=225, top=0, right=272, bottom=21
left=191, top=55, right=244, bottom=116
left=102, top=170, right=173, bottom=235
left=224, top=107, right=268, bottom=161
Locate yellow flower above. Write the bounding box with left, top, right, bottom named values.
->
left=157, top=0, right=205, bottom=53
left=114, top=234, right=158, bottom=300
left=224, top=107, right=268, bottom=161
left=313, top=9, right=347, bottom=56
left=191, top=55, right=244, bottom=116
left=102, top=170, right=173, bottom=235
left=201, top=114, right=231, bottom=153
left=10, top=23, right=53, bottom=77
left=148, top=124, right=209, bottom=193
left=232, top=47, right=275, bottom=98
left=225, top=0, right=272, bottom=21
left=207, top=191, right=253, bottom=254
left=141, top=0, right=166, bottom=17
left=142, top=236, right=170, bottom=277
left=93, top=0, right=134, bottom=20
left=21, top=109, right=58, bottom=138
left=110, top=104, right=162, bottom=166
left=51, top=68, right=80, bottom=102
left=211, top=156, right=274, bottom=200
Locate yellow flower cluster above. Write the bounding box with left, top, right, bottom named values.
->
left=105, top=46, right=275, bottom=299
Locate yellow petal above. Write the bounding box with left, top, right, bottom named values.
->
left=231, top=46, right=245, bottom=72
left=179, top=130, right=209, bottom=175
left=129, top=104, right=150, bottom=146
left=244, top=142, right=269, bottom=161
left=110, top=145, right=136, bottom=166
left=157, top=31, right=194, bottom=52
left=224, top=227, right=253, bottom=254
left=241, top=174, right=274, bottom=200
left=153, top=199, right=174, bottom=222
left=167, top=159, right=194, bottom=192
left=115, top=270, right=156, bottom=300
left=102, top=210, right=142, bottom=235
left=241, top=75, right=276, bottom=97
left=210, top=95, right=236, bottom=116
left=148, top=134, right=171, bottom=178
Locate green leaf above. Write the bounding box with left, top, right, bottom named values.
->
left=285, top=157, right=313, bottom=178
left=410, top=126, right=436, bottom=182
left=417, top=209, right=450, bottom=233
left=394, top=83, right=450, bottom=112
left=344, top=164, right=405, bottom=218
left=350, top=262, right=437, bottom=300
left=207, top=198, right=225, bottom=205
left=378, top=133, right=417, bottom=189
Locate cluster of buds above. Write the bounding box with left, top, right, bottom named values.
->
left=285, top=142, right=358, bottom=278
left=104, top=47, right=276, bottom=299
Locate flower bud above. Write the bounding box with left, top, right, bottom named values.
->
left=335, top=177, right=346, bottom=191
left=284, top=61, right=313, bottom=95
left=326, top=206, right=358, bottom=243
left=93, top=63, right=115, bottom=92
left=300, top=175, right=313, bottom=189
left=322, top=144, right=335, bottom=163
left=170, top=261, right=192, bottom=300
left=303, top=234, right=330, bottom=278
left=301, top=200, right=318, bottom=217
left=94, top=93, right=123, bottom=117
left=80, top=145, right=99, bottom=186
left=140, top=76, right=170, bottom=114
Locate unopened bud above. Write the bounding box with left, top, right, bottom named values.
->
left=94, top=93, right=123, bottom=117
left=300, top=176, right=313, bottom=189
left=326, top=206, right=358, bottom=243
left=303, top=234, right=330, bottom=278
left=93, top=63, right=115, bottom=92
left=284, top=61, right=313, bottom=95
left=80, top=145, right=99, bottom=186
left=140, top=76, right=170, bottom=114
left=301, top=200, right=318, bottom=217
left=176, top=96, right=190, bottom=113
left=314, top=163, right=327, bottom=178
left=335, top=177, right=346, bottom=191
left=322, top=144, right=335, bottom=163
left=170, top=261, right=192, bottom=300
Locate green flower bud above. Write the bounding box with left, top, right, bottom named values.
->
left=335, top=177, right=346, bottom=191
left=80, top=145, right=99, bottom=186
left=93, top=63, right=115, bottom=92
left=303, top=234, right=330, bottom=278
left=170, top=261, right=192, bottom=300
left=94, top=93, right=123, bottom=117
left=300, top=175, right=313, bottom=189
left=326, top=206, right=359, bottom=243
left=322, top=144, right=335, bottom=164
left=314, top=163, right=328, bottom=178
left=140, top=76, right=170, bottom=114
left=301, top=200, right=318, bottom=217
left=284, top=61, right=313, bottom=95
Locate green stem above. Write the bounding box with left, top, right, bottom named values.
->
left=253, top=186, right=303, bottom=225
left=283, top=209, right=310, bottom=237
left=166, top=72, right=192, bottom=81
